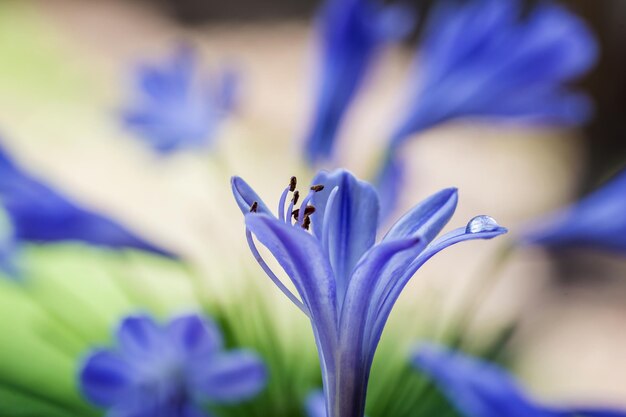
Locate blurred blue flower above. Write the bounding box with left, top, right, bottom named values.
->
left=123, top=46, right=238, bottom=154
left=80, top=314, right=267, bottom=417
left=305, top=391, right=327, bottom=417
left=522, top=169, right=626, bottom=253
left=412, top=343, right=626, bottom=417
left=305, top=390, right=371, bottom=417
left=303, top=0, right=414, bottom=164
left=393, top=0, right=598, bottom=143
left=0, top=141, right=174, bottom=277
left=232, top=169, right=507, bottom=417
left=378, top=0, right=598, bottom=218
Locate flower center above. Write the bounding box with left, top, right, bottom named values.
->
left=251, top=176, right=324, bottom=231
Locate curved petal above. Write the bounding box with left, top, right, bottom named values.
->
left=390, top=0, right=597, bottom=146
left=341, top=237, right=425, bottom=356
left=80, top=350, right=133, bottom=407
left=230, top=176, right=272, bottom=216
left=245, top=213, right=338, bottom=380
left=192, top=349, right=267, bottom=403
left=305, top=390, right=327, bottom=417
left=336, top=236, right=425, bottom=415
left=167, top=314, right=222, bottom=359
left=370, top=224, right=507, bottom=352
left=413, top=224, right=508, bottom=267
left=303, top=0, right=414, bottom=163
left=0, top=142, right=175, bottom=257
left=311, top=169, right=379, bottom=302
left=116, top=315, right=164, bottom=360
left=564, top=410, right=626, bottom=417
left=412, top=344, right=626, bottom=417
left=412, top=343, right=550, bottom=417
left=383, top=187, right=458, bottom=244
left=375, top=152, right=405, bottom=220
left=522, top=169, right=626, bottom=253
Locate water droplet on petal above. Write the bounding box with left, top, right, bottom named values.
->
left=466, top=215, right=500, bottom=234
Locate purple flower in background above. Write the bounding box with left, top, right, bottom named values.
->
left=123, top=46, right=238, bottom=154
left=80, top=314, right=267, bottom=417
left=412, top=343, right=626, bottom=417
left=0, top=141, right=174, bottom=277
left=305, top=390, right=370, bottom=417
left=232, top=169, right=507, bottom=417
left=305, top=391, right=327, bottom=417
left=378, top=0, right=598, bottom=218
left=522, top=169, right=626, bottom=254
left=393, top=0, right=597, bottom=143
left=303, top=0, right=414, bottom=164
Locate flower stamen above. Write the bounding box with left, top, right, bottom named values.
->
left=245, top=229, right=310, bottom=317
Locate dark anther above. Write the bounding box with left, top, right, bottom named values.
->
left=250, top=201, right=258, bottom=213
left=302, top=216, right=311, bottom=230
left=292, top=190, right=300, bottom=205
left=289, top=176, right=297, bottom=192
left=310, top=184, right=325, bottom=192
left=292, top=205, right=315, bottom=221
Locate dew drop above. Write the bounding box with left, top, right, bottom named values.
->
left=466, top=215, right=500, bottom=234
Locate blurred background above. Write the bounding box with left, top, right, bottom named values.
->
left=1, top=0, right=625, bottom=413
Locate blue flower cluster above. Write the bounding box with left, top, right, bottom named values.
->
left=80, top=314, right=267, bottom=417
left=303, top=0, right=597, bottom=217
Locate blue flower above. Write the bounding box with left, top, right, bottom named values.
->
left=232, top=169, right=507, bottom=417
left=412, top=343, right=626, bottom=417
left=377, top=0, right=598, bottom=218
left=305, top=391, right=327, bottom=417
left=392, top=0, right=598, bottom=144
left=305, top=390, right=371, bottom=417
left=0, top=141, right=174, bottom=277
left=522, top=169, right=626, bottom=254
left=122, top=46, right=237, bottom=154
left=303, top=0, right=414, bottom=164
left=80, top=313, right=267, bottom=417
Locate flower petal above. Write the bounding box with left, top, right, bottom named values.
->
left=79, top=350, right=133, bottom=407
left=167, top=314, right=222, bottom=359
left=412, top=343, right=550, bottom=417
left=340, top=237, right=425, bottom=374
left=311, top=170, right=379, bottom=302
left=370, top=224, right=507, bottom=351
left=305, top=390, right=327, bottom=417
left=383, top=188, right=458, bottom=244
left=412, top=344, right=626, bottom=417
left=0, top=142, right=175, bottom=257
left=374, top=152, right=406, bottom=220
left=192, top=350, right=266, bottom=403
left=245, top=213, right=338, bottom=380
left=303, top=0, right=414, bottom=163
left=116, top=315, right=164, bottom=360
left=390, top=0, right=597, bottom=146
left=522, top=169, right=626, bottom=253
left=564, top=410, right=626, bottom=417
left=230, top=176, right=272, bottom=216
